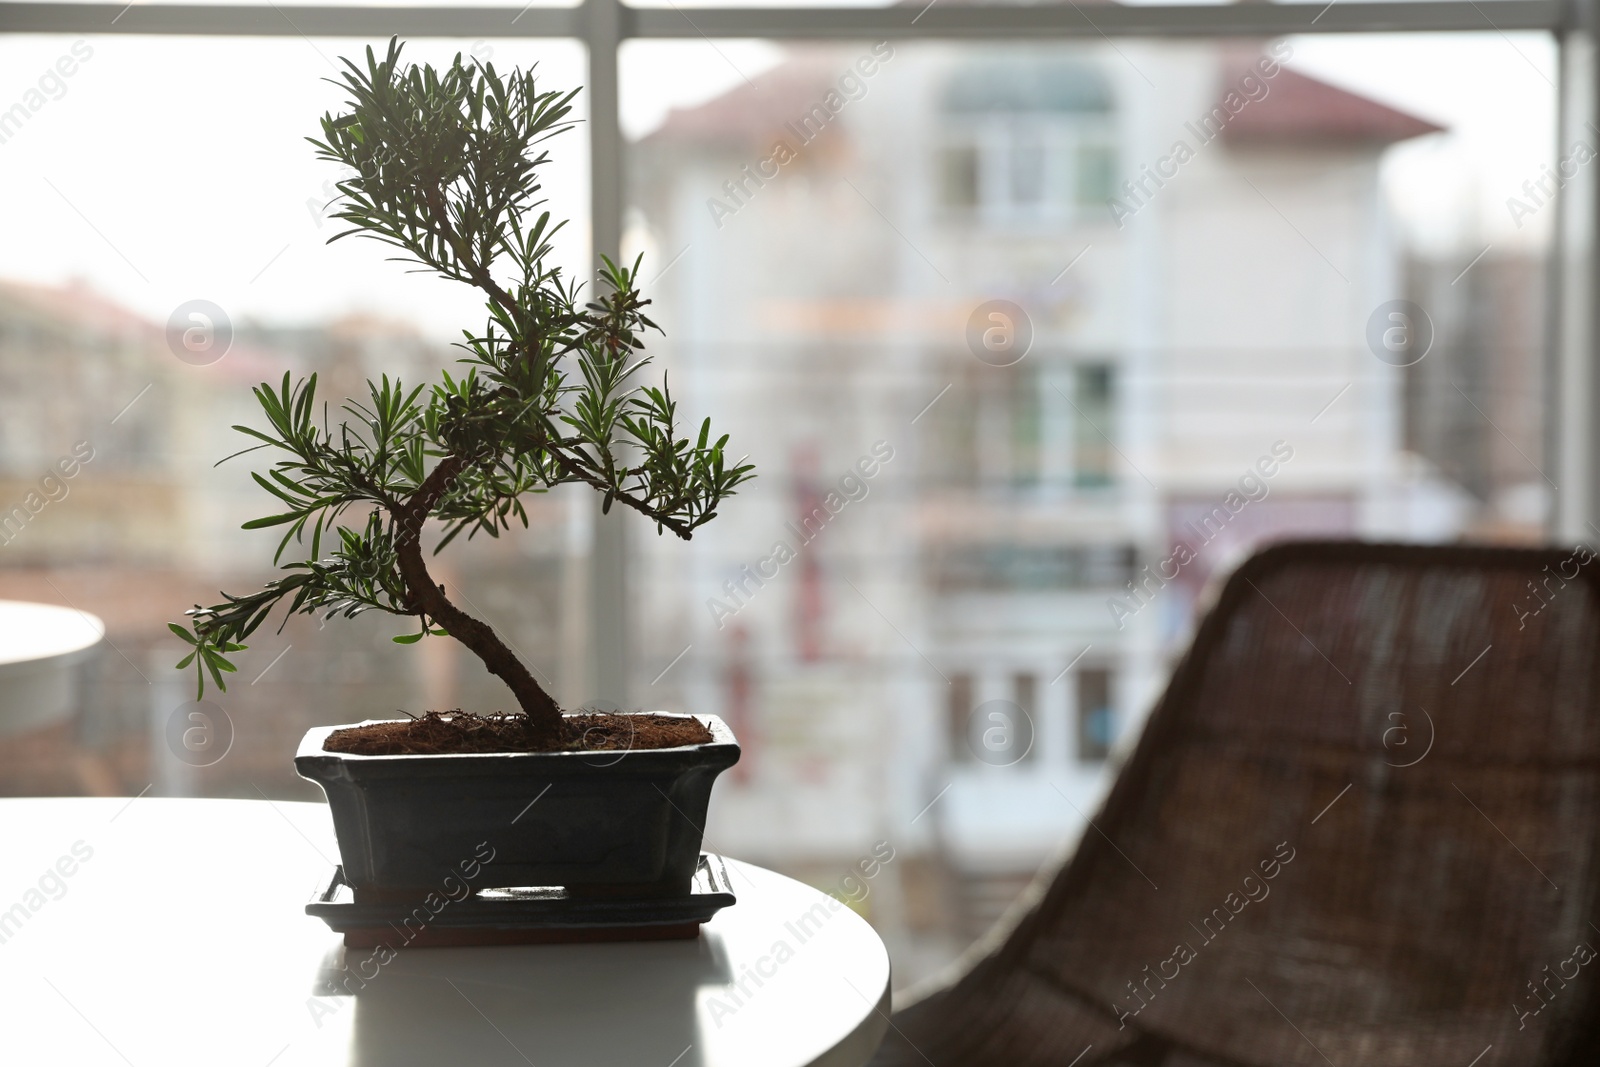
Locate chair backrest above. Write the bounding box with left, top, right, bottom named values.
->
left=877, top=541, right=1600, bottom=1067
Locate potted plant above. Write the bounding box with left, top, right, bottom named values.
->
left=169, top=40, right=753, bottom=923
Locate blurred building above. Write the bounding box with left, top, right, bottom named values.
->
left=629, top=41, right=1464, bottom=979
left=0, top=284, right=575, bottom=801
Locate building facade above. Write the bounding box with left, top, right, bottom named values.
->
left=629, top=39, right=1460, bottom=980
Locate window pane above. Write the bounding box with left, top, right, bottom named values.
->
left=1076, top=667, right=1114, bottom=761
left=1009, top=132, right=1046, bottom=206
left=624, top=33, right=1554, bottom=991
left=1011, top=671, right=1038, bottom=764
left=938, top=144, right=980, bottom=209
left=1073, top=362, right=1115, bottom=487
left=1076, top=140, right=1118, bottom=206
left=0, top=35, right=588, bottom=798
left=947, top=672, right=974, bottom=760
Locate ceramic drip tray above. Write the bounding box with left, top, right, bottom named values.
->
left=307, top=853, right=738, bottom=947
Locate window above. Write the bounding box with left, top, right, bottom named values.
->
left=936, top=54, right=1116, bottom=224
left=918, top=355, right=1118, bottom=493
left=0, top=7, right=1573, bottom=1004
left=1009, top=133, right=1046, bottom=206
left=926, top=543, right=1137, bottom=593
left=1075, top=139, right=1117, bottom=207
left=1009, top=359, right=1043, bottom=488
left=947, top=672, right=975, bottom=762
left=1011, top=672, right=1038, bottom=765
left=944, top=672, right=1037, bottom=764
left=935, top=119, right=1117, bottom=222
left=1072, top=363, right=1116, bottom=488
left=939, top=144, right=980, bottom=209
left=1077, top=668, right=1115, bottom=761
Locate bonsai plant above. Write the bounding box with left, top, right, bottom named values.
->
left=170, top=40, right=752, bottom=918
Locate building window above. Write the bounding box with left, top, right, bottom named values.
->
left=947, top=672, right=1037, bottom=764
left=1077, top=668, right=1115, bottom=761
left=920, top=354, right=1120, bottom=494
left=934, top=57, right=1115, bottom=225
left=1009, top=134, right=1047, bottom=206
left=1010, top=359, right=1043, bottom=488
left=939, top=144, right=980, bottom=209
left=1072, top=363, right=1116, bottom=488
left=935, top=122, right=1116, bottom=222
left=925, top=543, right=1137, bottom=592
left=948, top=672, right=975, bottom=761
left=1011, top=672, right=1038, bottom=764
left=1075, top=140, right=1117, bottom=207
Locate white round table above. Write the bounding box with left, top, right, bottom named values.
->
left=0, top=600, right=103, bottom=736
left=0, top=798, right=891, bottom=1067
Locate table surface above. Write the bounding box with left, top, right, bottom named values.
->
left=0, top=599, right=103, bottom=667
left=0, top=798, right=891, bottom=1067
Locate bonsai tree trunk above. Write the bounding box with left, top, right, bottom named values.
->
left=394, top=456, right=562, bottom=744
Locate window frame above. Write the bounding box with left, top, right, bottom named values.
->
left=2, top=0, right=1588, bottom=709
left=935, top=110, right=1116, bottom=225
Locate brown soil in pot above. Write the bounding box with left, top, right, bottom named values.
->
left=324, top=710, right=713, bottom=756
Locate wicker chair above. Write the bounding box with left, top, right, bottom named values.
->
left=875, top=541, right=1600, bottom=1067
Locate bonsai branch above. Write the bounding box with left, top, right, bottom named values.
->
left=546, top=447, right=696, bottom=539
left=422, top=185, right=525, bottom=321
left=393, top=455, right=562, bottom=737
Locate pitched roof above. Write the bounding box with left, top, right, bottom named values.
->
left=640, top=49, right=1446, bottom=150
left=0, top=278, right=283, bottom=383
left=0, top=277, right=156, bottom=341
left=643, top=56, right=844, bottom=149
left=1219, top=64, right=1445, bottom=146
